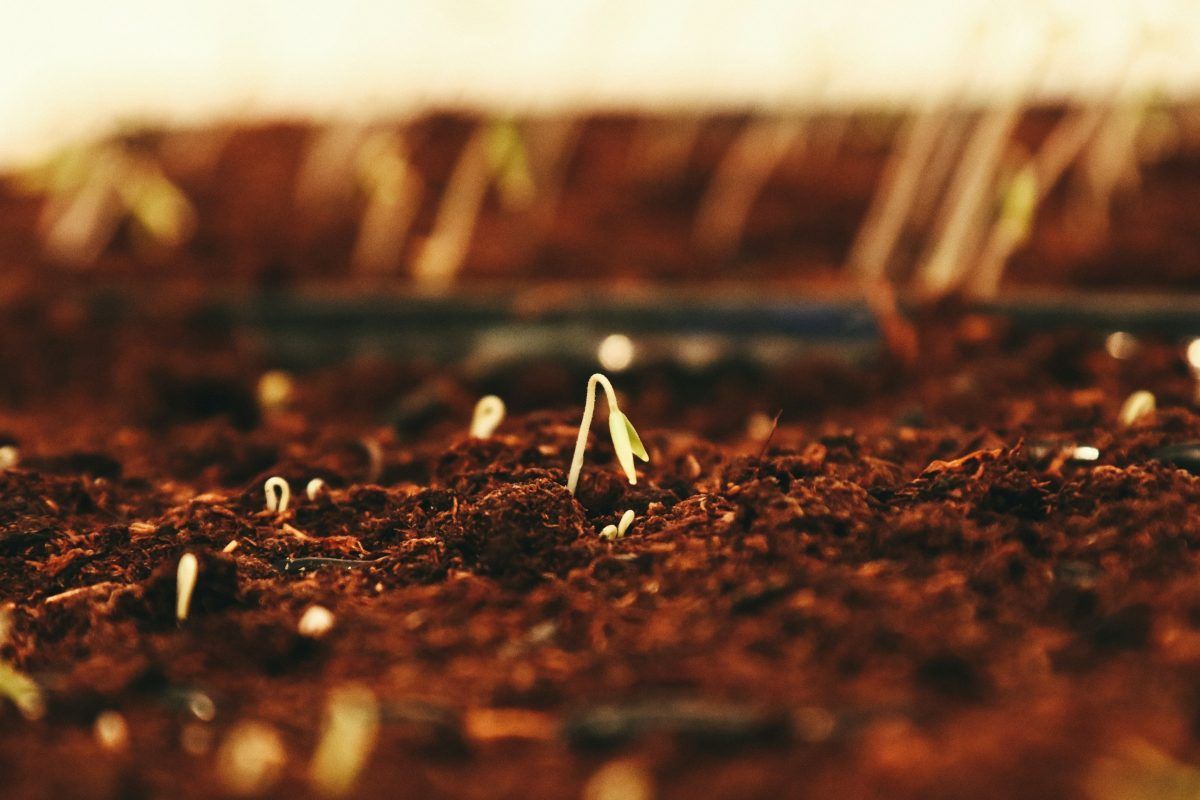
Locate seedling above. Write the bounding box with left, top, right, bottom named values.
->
left=306, top=478, right=326, bottom=501
left=310, top=683, right=380, bottom=798
left=470, top=395, right=506, bottom=439
left=0, top=446, right=18, bottom=470
left=566, top=374, right=649, bottom=496
left=1119, top=390, right=1156, bottom=428
left=600, top=510, right=636, bottom=541
left=299, top=605, right=336, bottom=639
left=264, top=477, right=290, bottom=513
left=176, top=553, right=198, bottom=623
left=93, top=711, right=130, bottom=751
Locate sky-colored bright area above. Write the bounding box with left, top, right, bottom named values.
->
left=2, top=0, right=1198, bottom=164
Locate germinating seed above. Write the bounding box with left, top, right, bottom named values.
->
left=617, top=510, right=635, bottom=537
left=175, top=553, right=199, bottom=623
left=299, top=605, right=336, bottom=639
left=469, top=395, right=506, bottom=438
left=1118, top=390, right=1155, bottom=427
left=93, top=711, right=129, bottom=751
left=0, top=446, right=18, bottom=470
left=306, top=478, right=326, bottom=501
left=264, top=476, right=290, bottom=513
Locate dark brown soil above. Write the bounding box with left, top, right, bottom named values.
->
left=0, top=302, right=1199, bottom=798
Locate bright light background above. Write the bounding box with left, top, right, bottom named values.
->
left=2, top=0, right=1198, bottom=165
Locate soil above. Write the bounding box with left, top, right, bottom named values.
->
left=0, top=299, right=1199, bottom=799
left=2, top=109, right=1200, bottom=291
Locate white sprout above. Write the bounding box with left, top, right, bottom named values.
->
left=566, top=374, right=649, bottom=496
left=94, top=710, right=130, bottom=751
left=306, top=478, right=326, bottom=501
left=600, top=510, right=636, bottom=542
left=264, top=476, right=291, bottom=513
left=1118, top=390, right=1156, bottom=428
left=469, top=395, right=506, bottom=439
left=176, top=553, right=198, bottom=623
left=298, top=605, right=336, bottom=639
left=0, top=446, right=18, bottom=470
left=310, top=683, right=380, bottom=798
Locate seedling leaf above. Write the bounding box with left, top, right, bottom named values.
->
left=608, top=411, right=638, bottom=484
left=621, top=414, right=649, bottom=461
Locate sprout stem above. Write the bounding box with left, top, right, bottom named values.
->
left=567, top=374, right=648, bottom=495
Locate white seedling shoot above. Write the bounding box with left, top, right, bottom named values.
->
left=93, top=711, right=130, bottom=751
left=306, top=478, right=326, bottom=501
left=600, top=509, right=637, bottom=541
left=566, top=374, right=649, bottom=496
left=299, top=605, right=336, bottom=639
left=264, top=476, right=290, bottom=513
left=470, top=395, right=506, bottom=439
left=176, top=553, right=198, bottom=623
left=0, top=446, right=18, bottom=470
left=1118, top=390, right=1156, bottom=428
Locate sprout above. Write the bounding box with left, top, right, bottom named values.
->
left=94, top=710, right=130, bottom=751
left=222, top=540, right=240, bottom=554
left=298, top=605, right=336, bottom=639
left=0, top=446, right=17, bottom=470
left=0, top=662, right=44, bottom=721
left=600, top=510, right=636, bottom=541
left=1119, top=390, right=1156, bottom=428
left=470, top=395, right=506, bottom=439
left=176, top=553, right=198, bottom=623
left=566, top=374, right=649, bottom=496
left=264, top=477, right=290, bottom=513
left=310, top=684, right=380, bottom=798
left=216, top=721, right=287, bottom=797
left=257, top=370, right=294, bottom=412
left=306, top=478, right=326, bottom=501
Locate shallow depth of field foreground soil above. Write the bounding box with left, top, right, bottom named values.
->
left=3, top=307, right=1200, bottom=799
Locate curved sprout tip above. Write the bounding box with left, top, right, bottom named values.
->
left=306, top=478, right=326, bottom=502
left=264, top=476, right=291, bottom=513
left=470, top=395, right=506, bottom=439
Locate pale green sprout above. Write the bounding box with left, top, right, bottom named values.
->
left=567, top=374, right=649, bottom=496
left=298, top=605, right=335, bottom=639
left=470, top=395, right=507, bottom=439
left=1118, top=390, right=1156, bottom=428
